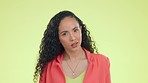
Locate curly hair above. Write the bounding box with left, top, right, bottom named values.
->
left=33, top=10, right=98, bottom=83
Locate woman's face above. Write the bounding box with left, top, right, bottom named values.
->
left=58, top=17, right=82, bottom=52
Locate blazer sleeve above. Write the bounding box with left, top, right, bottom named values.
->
left=106, top=57, right=111, bottom=83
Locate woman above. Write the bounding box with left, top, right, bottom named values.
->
left=33, top=10, right=111, bottom=83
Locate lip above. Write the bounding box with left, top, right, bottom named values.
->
left=71, top=42, right=78, bottom=48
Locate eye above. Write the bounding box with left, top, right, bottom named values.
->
left=62, top=32, right=67, bottom=36
left=74, top=28, right=79, bottom=32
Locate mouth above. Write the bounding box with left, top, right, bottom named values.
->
left=71, top=42, right=78, bottom=48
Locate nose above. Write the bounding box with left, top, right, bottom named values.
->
left=69, top=33, right=76, bottom=41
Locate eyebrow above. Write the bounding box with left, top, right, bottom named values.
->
left=59, top=26, right=79, bottom=34
left=72, top=26, right=79, bottom=30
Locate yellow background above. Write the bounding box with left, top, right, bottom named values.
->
left=0, top=0, right=148, bottom=83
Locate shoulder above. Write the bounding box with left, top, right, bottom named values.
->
left=83, top=48, right=110, bottom=64
left=94, top=53, right=109, bottom=61
left=90, top=53, right=109, bottom=60
left=90, top=53, right=110, bottom=66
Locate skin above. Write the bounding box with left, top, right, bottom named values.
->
left=58, top=17, right=88, bottom=79
left=58, top=17, right=82, bottom=53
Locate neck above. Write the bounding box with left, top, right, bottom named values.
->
left=64, top=47, right=85, bottom=61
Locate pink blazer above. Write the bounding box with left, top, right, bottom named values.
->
left=39, top=49, right=111, bottom=83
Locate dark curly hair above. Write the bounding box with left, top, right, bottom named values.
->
left=33, top=10, right=98, bottom=83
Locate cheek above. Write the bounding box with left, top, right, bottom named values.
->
left=59, top=37, right=63, bottom=43
left=59, top=37, right=68, bottom=45
left=78, top=31, right=82, bottom=40
left=79, top=32, right=82, bottom=44
left=79, top=35, right=82, bottom=42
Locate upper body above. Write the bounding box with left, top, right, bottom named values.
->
left=39, top=48, right=111, bottom=83
left=33, top=10, right=111, bottom=83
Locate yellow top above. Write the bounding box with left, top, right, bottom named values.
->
left=66, top=71, right=86, bottom=83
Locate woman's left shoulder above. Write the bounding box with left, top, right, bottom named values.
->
left=91, top=53, right=110, bottom=63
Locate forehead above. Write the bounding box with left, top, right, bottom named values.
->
left=58, top=17, right=79, bottom=31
